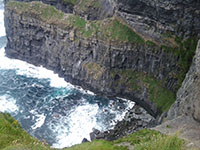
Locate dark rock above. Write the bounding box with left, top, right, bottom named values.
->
left=89, top=104, right=155, bottom=141
left=116, top=0, right=200, bottom=42
left=82, top=138, right=89, bottom=143
left=89, top=128, right=101, bottom=141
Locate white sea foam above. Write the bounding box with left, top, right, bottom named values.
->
left=51, top=98, right=134, bottom=148
left=0, top=47, right=72, bottom=88
left=0, top=47, right=95, bottom=97
left=52, top=102, right=99, bottom=148
left=30, top=110, right=46, bottom=130
left=0, top=94, right=19, bottom=113
left=112, top=98, right=135, bottom=125
left=0, top=8, right=6, bottom=37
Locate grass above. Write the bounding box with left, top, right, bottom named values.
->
left=76, top=0, right=101, bottom=11
left=63, top=140, right=127, bottom=150
left=110, top=70, right=176, bottom=112
left=0, top=113, right=186, bottom=150
left=114, top=129, right=185, bottom=150
left=101, top=18, right=145, bottom=44
left=161, top=37, right=198, bottom=90
left=0, top=113, right=49, bottom=150
left=62, top=0, right=79, bottom=5
left=64, top=129, right=185, bottom=150
left=6, top=1, right=65, bottom=24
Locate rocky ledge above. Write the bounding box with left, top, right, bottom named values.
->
left=89, top=104, right=155, bottom=141
left=4, top=1, right=198, bottom=117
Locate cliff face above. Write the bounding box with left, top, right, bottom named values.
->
left=154, top=41, right=200, bottom=148
left=4, top=0, right=199, bottom=117
left=116, top=0, right=200, bottom=43
left=5, top=1, right=188, bottom=116
left=167, top=40, right=200, bottom=122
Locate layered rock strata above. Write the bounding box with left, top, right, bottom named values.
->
left=4, top=1, right=186, bottom=116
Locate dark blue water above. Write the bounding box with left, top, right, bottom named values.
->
left=0, top=1, right=134, bottom=148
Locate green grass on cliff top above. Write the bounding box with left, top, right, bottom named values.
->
left=6, top=1, right=144, bottom=44
left=0, top=112, right=186, bottom=150
left=0, top=113, right=49, bottom=150
left=63, top=0, right=79, bottom=5
left=76, top=0, right=101, bottom=11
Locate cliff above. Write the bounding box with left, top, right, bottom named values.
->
left=167, top=40, right=200, bottom=122
left=116, top=0, right=200, bottom=44
left=4, top=1, right=199, bottom=117
left=154, top=40, right=200, bottom=149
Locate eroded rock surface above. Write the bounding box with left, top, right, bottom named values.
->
left=154, top=41, right=200, bottom=149
left=167, top=40, right=200, bottom=122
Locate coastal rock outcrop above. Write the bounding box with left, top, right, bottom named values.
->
left=4, top=0, right=75, bottom=13
left=3, top=0, right=200, bottom=147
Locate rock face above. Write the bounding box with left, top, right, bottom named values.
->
left=4, top=0, right=115, bottom=20
left=153, top=41, right=200, bottom=149
left=167, top=40, right=200, bottom=122
left=116, top=0, right=200, bottom=43
left=4, top=1, right=188, bottom=117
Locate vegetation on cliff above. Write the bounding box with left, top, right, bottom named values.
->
left=6, top=1, right=144, bottom=44
left=0, top=112, right=186, bottom=150
left=63, top=0, right=79, bottom=5
left=110, top=70, right=176, bottom=112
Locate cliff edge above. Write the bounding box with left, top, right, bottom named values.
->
left=154, top=40, right=200, bottom=149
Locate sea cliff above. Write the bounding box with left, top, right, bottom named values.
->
left=4, top=0, right=199, bottom=116
left=3, top=0, right=200, bottom=148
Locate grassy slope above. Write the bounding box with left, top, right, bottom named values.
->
left=0, top=113, right=186, bottom=150
left=0, top=113, right=49, bottom=150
